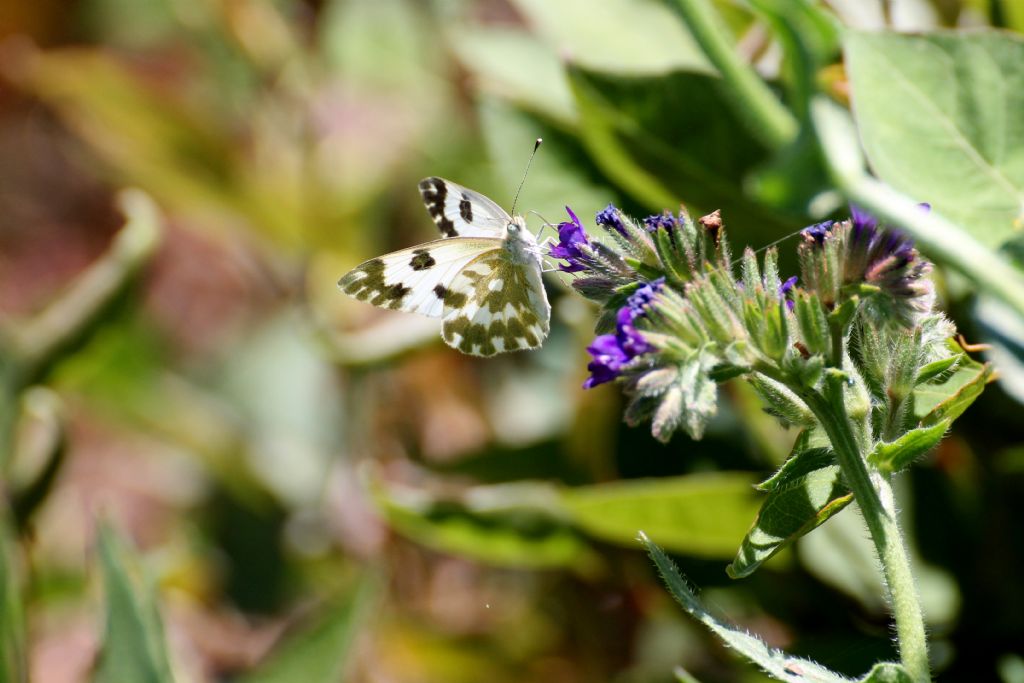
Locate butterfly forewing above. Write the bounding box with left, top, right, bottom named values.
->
left=419, top=177, right=511, bottom=238
left=440, top=250, right=550, bottom=356
left=338, top=238, right=503, bottom=317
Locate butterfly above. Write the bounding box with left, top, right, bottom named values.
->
left=338, top=177, right=550, bottom=356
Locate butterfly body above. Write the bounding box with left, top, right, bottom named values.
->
left=338, top=178, right=550, bottom=356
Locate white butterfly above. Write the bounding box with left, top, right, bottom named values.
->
left=338, top=177, right=550, bottom=356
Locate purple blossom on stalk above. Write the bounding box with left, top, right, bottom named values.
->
left=802, top=220, right=834, bottom=244
left=779, top=276, right=798, bottom=311
left=583, top=279, right=663, bottom=388
left=549, top=207, right=590, bottom=273
left=595, top=203, right=626, bottom=235
left=800, top=205, right=935, bottom=326
left=643, top=213, right=677, bottom=232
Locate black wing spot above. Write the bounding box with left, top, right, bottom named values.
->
left=410, top=249, right=436, bottom=271
left=418, top=177, right=458, bottom=237
left=433, top=284, right=447, bottom=299
left=459, top=194, right=473, bottom=223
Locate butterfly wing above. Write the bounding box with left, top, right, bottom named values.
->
left=338, top=237, right=503, bottom=317
left=440, top=250, right=550, bottom=356
left=419, top=177, right=511, bottom=238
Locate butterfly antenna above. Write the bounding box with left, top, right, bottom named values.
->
left=510, top=138, right=542, bottom=216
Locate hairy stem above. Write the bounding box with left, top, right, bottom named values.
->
left=802, top=376, right=930, bottom=682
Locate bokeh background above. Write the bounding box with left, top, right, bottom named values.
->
left=1, top=1, right=1023, bottom=681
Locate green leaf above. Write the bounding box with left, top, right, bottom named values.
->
left=729, top=436, right=852, bottom=579
left=912, top=341, right=993, bottom=426
left=643, top=534, right=849, bottom=682
left=478, top=97, right=618, bottom=226
left=845, top=30, right=1024, bottom=249
left=858, top=662, right=914, bottom=683
left=915, top=354, right=960, bottom=385
left=561, top=473, right=761, bottom=558
left=373, top=480, right=600, bottom=574
left=568, top=67, right=791, bottom=244
left=509, top=0, right=712, bottom=76
left=240, top=578, right=376, bottom=683
left=868, top=419, right=950, bottom=475
left=448, top=27, right=575, bottom=125
left=0, top=518, right=26, bottom=683
left=94, top=525, right=176, bottom=683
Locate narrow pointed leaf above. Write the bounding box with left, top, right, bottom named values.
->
left=643, top=534, right=849, bottom=682
left=0, top=518, right=26, bottom=683
left=94, top=525, right=176, bottom=683
left=868, top=419, right=950, bottom=475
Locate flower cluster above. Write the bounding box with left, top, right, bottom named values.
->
left=797, top=205, right=934, bottom=326
left=583, top=279, right=662, bottom=388
left=549, top=201, right=949, bottom=444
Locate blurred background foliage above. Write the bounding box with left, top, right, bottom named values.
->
left=0, top=0, right=1023, bottom=681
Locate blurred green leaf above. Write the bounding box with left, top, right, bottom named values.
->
left=240, top=577, right=376, bottom=683
left=561, top=473, right=761, bottom=559
left=845, top=30, right=1024, bottom=249
left=0, top=518, right=26, bottom=683
left=867, top=420, right=950, bottom=475
left=912, top=341, right=993, bottom=426
left=644, top=534, right=848, bottom=682
left=858, top=662, right=913, bottom=683
left=510, top=0, right=713, bottom=76
left=449, top=28, right=575, bottom=125
left=479, top=97, right=618, bottom=224
left=568, top=67, right=791, bottom=241
left=729, top=433, right=852, bottom=579
left=374, top=480, right=600, bottom=574
left=94, top=525, right=176, bottom=683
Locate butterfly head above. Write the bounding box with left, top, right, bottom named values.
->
left=503, top=215, right=540, bottom=263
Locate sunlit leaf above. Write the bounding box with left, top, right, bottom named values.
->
left=729, top=433, right=852, bottom=579
left=643, top=534, right=848, bottom=682
left=845, top=30, right=1024, bottom=249
left=912, top=341, right=993, bottom=426
left=510, top=0, right=712, bottom=76
left=867, top=419, right=950, bottom=475
left=449, top=28, right=575, bottom=125
left=94, top=525, right=176, bottom=683
left=561, top=473, right=761, bottom=558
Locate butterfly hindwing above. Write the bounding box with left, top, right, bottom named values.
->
left=418, top=177, right=510, bottom=238
left=440, top=250, right=551, bottom=356
left=338, top=238, right=503, bottom=317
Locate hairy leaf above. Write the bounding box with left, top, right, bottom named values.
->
left=868, top=419, right=950, bottom=474
left=644, top=534, right=850, bottom=682
left=846, top=31, right=1024, bottom=249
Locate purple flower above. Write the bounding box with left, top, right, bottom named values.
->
left=595, top=203, right=626, bottom=235
left=779, top=275, right=798, bottom=311
left=643, top=213, right=677, bottom=232
left=626, top=277, right=664, bottom=314
left=549, top=206, right=590, bottom=273
left=583, top=335, right=630, bottom=388
left=801, top=220, right=834, bottom=244
left=583, top=279, right=663, bottom=388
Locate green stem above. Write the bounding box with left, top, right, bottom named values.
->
left=670, top=0, right=797, bottom=149
left=802, top=377, right=930, bottom=682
